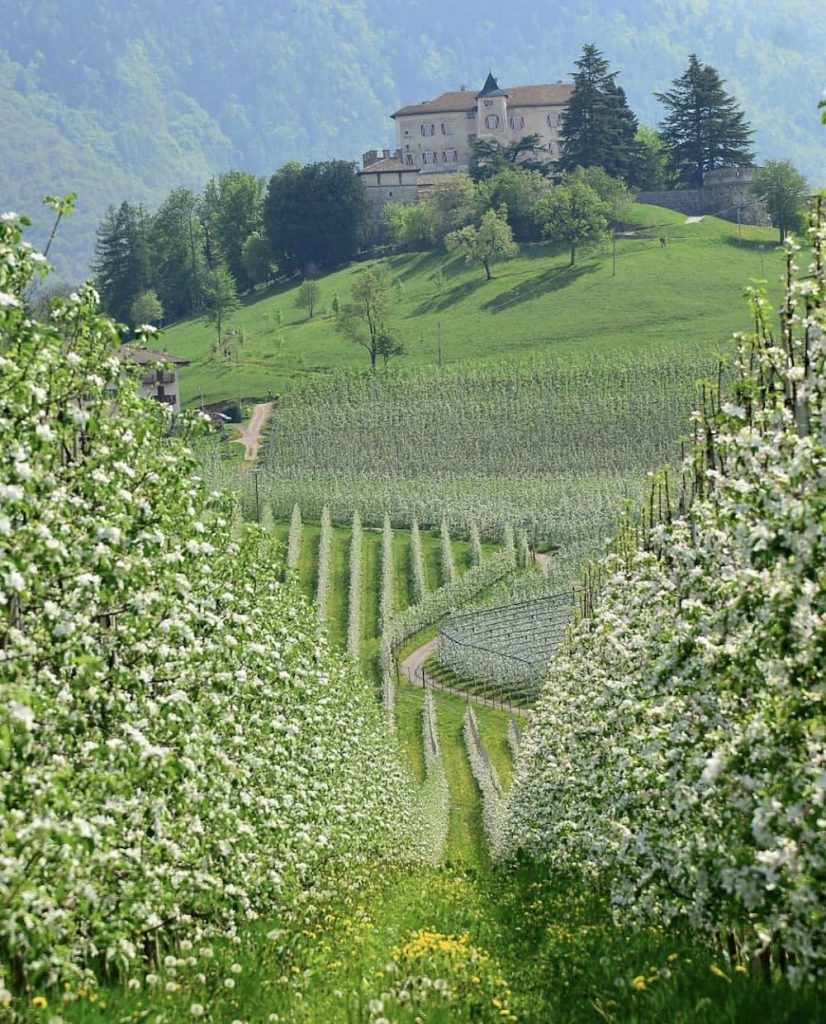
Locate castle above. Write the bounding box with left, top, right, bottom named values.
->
left=360, top=72, right=573, bottom=215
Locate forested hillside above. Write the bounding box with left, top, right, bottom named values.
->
left=2, top=0, right=824, bottom=277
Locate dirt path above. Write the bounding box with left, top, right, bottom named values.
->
left=400, top=637, right=528, bottom=717
left=685, top=215, right=705, bottom=223
left=237, top=401, right=273, bottom=464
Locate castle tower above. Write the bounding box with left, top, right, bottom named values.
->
left=476, top=71, right=508, bottom=141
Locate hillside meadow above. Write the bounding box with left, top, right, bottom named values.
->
left=165, top=205, right=782, bottom=406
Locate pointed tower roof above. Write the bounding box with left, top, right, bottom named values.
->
left=476, top=71, right=507, bottom=99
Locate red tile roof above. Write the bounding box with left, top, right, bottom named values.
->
left=392, top=83, right=572, bottom=118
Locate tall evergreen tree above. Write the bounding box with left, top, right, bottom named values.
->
left=149, top=188, right=207, bottom=321
left=92, top=201, right=150, bottom=325
left=559, top=44, right=641, bottom=182
left=655, top=55, right=754, bottom=188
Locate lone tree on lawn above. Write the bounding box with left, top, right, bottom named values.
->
left=533, top=181, right=609, bottom=266
left=750, top=160, right=808, bottom=243
left=445, top=207, right=518, bottom=280
left=296, top=279, right=320, bottom=319
left=337, top=263, right=404, bottom=369
left=655, top=55, right=753, bottom=188
left=204, top=266, right=239, bottom=351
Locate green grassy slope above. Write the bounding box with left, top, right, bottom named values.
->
left=167, top=207, right=780, bottom=405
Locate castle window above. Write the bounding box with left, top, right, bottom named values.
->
left=483, top=99, right=494, bottom=107
left=421, top=123, right=435, bottom=136
left=422, top=150, right=437, bottom=164
left=509, top=115, right=524, bottom=130
left=466, top=110, right=475, bottom=119
left=443, top=149, right=457, bottom=163
left=441, top=121, right=454, bottom=135
left=485, top=114, right=499, bottom=129
left=468, top=133, right=477, bottom=142
left=405, top=153, right=414, bottom=165
left=547, top=113, right=560, bottom=127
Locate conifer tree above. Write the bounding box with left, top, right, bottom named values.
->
left=92, top=200, right=150, bottom=324
left=559, top=45, right=641, bottom=182
left=655, top=55, right=754, bottom=187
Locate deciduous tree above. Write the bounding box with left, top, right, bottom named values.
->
left=750, top=160, right=808, bottom=243
left=130, top=289, right=164, bottom=328
left=445, top=207, right=518, bottom=280
left=203, top=265, right=240, bottom=350
left=336, top=262, right=402, bottom=369
left=263, top=160, right=369, bottom=272
left=655, top=55, right=754, bottom=187
left=533, top=182, right=609, bottom=266
left=296, top=279, right=320, bottom=318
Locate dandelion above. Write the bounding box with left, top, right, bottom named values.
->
left=32, top=996, right=48, bottom=1008
left=630, top=975, right=646, bottom=992
left=224, top=978, right=235, bottom=990
left=190, top=1005, right=205, bottom=1017
left=709, top=964, right=731, bottom=983
left=231, top=963, right=243, bottom=974
left=735, top=964, right=748, bottom=974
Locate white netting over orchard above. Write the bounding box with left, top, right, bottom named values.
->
left=438, top=591, right=573, bottom=702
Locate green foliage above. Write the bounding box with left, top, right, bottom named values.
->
left=656, top=55, right=754, bottom=187
left=384, top=200, right=439, bottom=251
left=241, top=231, right=275, bottom=286
left=559, top=44, right=642, bottom=182
left=478, top=168, right=551, bottom=242
left=634, top=125, right=676, bottom=190
left=469, top=133, right=548, bottom=181
left=445, top=207, right=518, bottom=280
left=92, top=200, right=151, bottom=324
left=563, top=165, right=632, bottom=225
left=129, top=287, right=163, bottom=327
left=201, top=170, right=265, bottom=292
left=203, top=264, right=239, bottom=347
left=336, top=261, right=400, bottom=368
left=503, top=200, right=826, bottom=976
left=750, top=159, right=808, bottom=242
left=263, top=160, right=369, bottom=272
left=533, top=181, right=610, bottom=265
left=296, top=278, right=320, bottom=318
left=149, top=187, right=207, bottom=320
left=0, top=210, right=425, bottom=992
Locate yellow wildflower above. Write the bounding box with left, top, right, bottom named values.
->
left=32, top=996, right=48, bottom=1008
left=630, top=975, right=646, bottom=992
left=667, top=953, right=679, bottom=964
left=735, top=965, right=748, bottom=975
left=710, top=964, right=731, bottom=983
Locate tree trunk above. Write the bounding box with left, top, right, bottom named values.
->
left=483, top=259, right=492, bottom=280
left=570, top=244, right=576, bottom=266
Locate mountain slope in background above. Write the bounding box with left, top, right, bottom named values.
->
left=2, top=0, right=824, bottom=279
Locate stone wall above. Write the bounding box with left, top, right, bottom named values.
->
left=636, top=167, right=770, bottom=226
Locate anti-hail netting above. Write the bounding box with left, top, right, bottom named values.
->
left=437, top=590, right=573, bottom=703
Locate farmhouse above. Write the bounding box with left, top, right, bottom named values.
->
left=117, top=345, right=189, bottom=412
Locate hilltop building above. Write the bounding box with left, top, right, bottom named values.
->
left=360, top=72, right=573, bottom=219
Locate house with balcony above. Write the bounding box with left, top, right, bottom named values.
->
left=117, top=345, right=190, bottom=412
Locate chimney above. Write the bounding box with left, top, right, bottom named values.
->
left=383, top=148, right=391, bottom=159
left=362, top=149, right=379, bottom=167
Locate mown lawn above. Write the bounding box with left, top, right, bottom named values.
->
left=164, top=205, right=781, bottom=405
